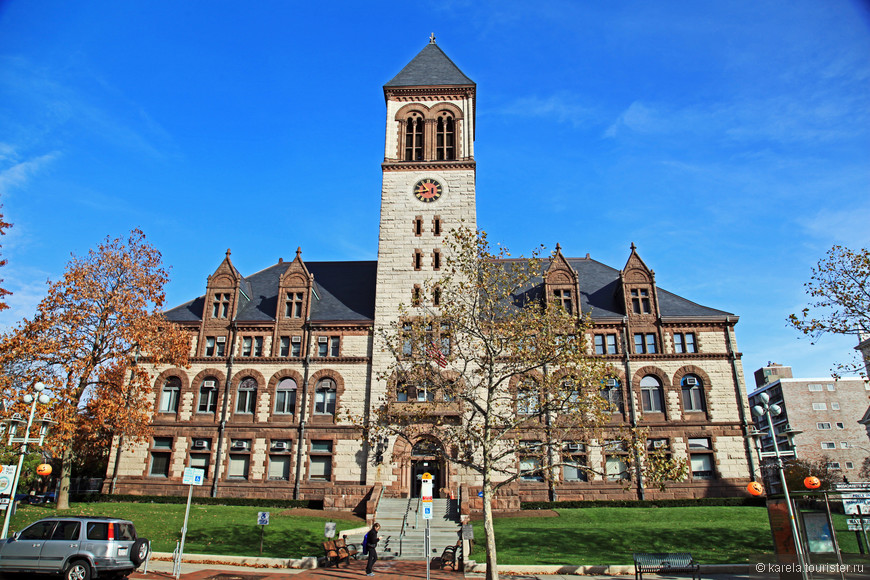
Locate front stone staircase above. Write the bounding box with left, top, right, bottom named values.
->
left=371, top=497, right=461, bottom=560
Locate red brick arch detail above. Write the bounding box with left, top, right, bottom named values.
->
left=190, top=368, right=227, bottom=387
left=308, top=369, right=345, bottom=418
left=672, top=365, right=713, bottom=418
left=509, top=370, right=545, bottom=392
left=395, top=103, right=432, bottom=120
left=153, top=368, right=190, bottom=393
left=429, top=102, right=464, bottom=119
left=231, top=369, right=266, bottom=390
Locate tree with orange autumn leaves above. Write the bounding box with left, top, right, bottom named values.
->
left=0, top=229, right=188, bottom=509
left=0, top=208, right=11, bottom=311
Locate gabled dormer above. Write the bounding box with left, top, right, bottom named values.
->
left=205, top=249, right=243, bottom=322
left=276, top=247, right=313, bottom=324
left=544, top=244, right=580, bottom=316
left=619, top=243, right=659, bottom=320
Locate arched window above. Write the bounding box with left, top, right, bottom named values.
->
left=436, top=113, right=455, bottom=160
left=517, top=380, right=540, bottom=415
left=314, top=378, right=337, bottom=415
left=600, top=379, right=623, bottom=414
left=159, top=377, right=181, bottom=413
left=640, top=375, right=664, bottom=413
left=236, top=377, right=257, bottom=414
left=412, top=438, right=442, bottom=457
left=274, top=378, right=297, bottom=415
left=681, top=375, right=706, bottom=412
left=198, top=377, right=218, bottom=414
left=404, top=114, right=424, bottom=161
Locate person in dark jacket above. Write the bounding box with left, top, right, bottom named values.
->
left=364, top=522, right=380, bottom=575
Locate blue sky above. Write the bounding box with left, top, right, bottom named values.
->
left=0, top=1, right=868, bottom=381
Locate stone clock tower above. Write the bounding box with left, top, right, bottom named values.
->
left=369, top=37, right=476, bottom=484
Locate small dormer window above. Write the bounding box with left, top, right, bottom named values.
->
left=630, top=289, right=651, bottom=314
left=553, top=289, right=573, bottom=314
left=285, top=292, right=304, bottom=318
left=212, top=293, right=231, bottom=318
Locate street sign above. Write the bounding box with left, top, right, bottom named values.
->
left=847, top=519, right=870, bottom=531
left=421, top=472, right=433, bottom=520
left=841, top=492, right=870, bottom=515
left=182, top=467, right=205, bottom=486
left=257, top=512, right=270, bottom=526
left=0, top=466, right=16, bottom=496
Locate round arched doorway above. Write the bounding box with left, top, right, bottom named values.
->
left=410, top=438, right=444, bottom=498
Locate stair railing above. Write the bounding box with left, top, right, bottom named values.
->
left=397, top=496, right=413, bottom=558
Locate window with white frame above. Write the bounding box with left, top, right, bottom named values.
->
left=279, top=336, right=290, bottom=357
left=681, top=375, right=705, bottom=412
left=688, top=437, right=714, bottom=480
left=808, top=384, right=823, bottom=391
left=827, top=384, right=836, bottom=391
left=236, top=377, right=257, bottom=414
left=640, top=375, right=664, bottom=413
left=563, top=442, right=587, bottom=482
left=605, top=440, right=630, bottom=481
left=519, top=441, right=544, bottom=481
left=827, top=462, right=841, bottom=469
left=188, top=452, right=210, bottom=479
left=314, top=379, right=337, bottom=415
left=309, top=440, right=333, bottom=481
left=268, top=455, right=291, bottom=480
left=836, top=422, right=845, bottom=429
left=291, top=336, right=302, bottom=357
left=241, top=336, right=252, bottom=357
left=633, top=333, right=657, bottom=354
left=228, top=454, right=250, bottom=480
left=846, top=462, right=854, bottom=469
left=149, top=437, right=172, bottom=477
left=601, top=379, right=624, bottom=413
left=812, top=403, right=827, bottom=411
left=821, top=442, right=836, bottom=449
left=159, top=377, right=181, bottom=413
left=517, top=381, right=540, bottom=415
left=831, top=402, right=840, bottom=410
left=817, top=422, right=832, bottom=430
left=841, top=442, right=849, bottom=448
left=198, top=378, right=218, bottom=413
left=274, top=378, right=297, bottom=414
left=674, top=332, right=697, bottom=353
left=211, top=292, right=230, bottom=319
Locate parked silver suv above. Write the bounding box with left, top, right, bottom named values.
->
left=0, top=516, right=150, bottom=579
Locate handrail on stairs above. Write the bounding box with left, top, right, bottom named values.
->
left=397, top=496, right=413, bottom=558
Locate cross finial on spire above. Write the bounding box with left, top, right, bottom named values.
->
left=429, top=32, right=436, bottom=44
left=226, top=248, right=232, bottom=259
left=630, top=242, right=637, bottom=251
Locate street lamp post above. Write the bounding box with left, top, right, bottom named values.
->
left=1, top=382, right=53, bottom=539
left=751, top=391, right=808, bottom=580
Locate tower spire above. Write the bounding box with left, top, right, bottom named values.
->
left=429, top=32, right=436, bottom=44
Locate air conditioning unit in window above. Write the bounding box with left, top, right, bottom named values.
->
left=203, top=380, right=216, bottom=389
left=192, top=439, right=209, bottom=450
left=292, top=336, right=301, bottom=343
left=605, top=379, right=617, bottom=387
left=271, top=441, right=288, bottom=451
left=653, top=440, right=666, bottom=449
left=231, top=440, right=249, bottom=451
left=216, top=336, right=226, bottom=343
left=318, top=336, right=328, bottom=343
left=567, top=442, right=582, bottom=451
left=685, top=377, right=698, bottom=386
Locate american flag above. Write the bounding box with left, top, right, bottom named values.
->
left=427, top=342, right=448, bottom=368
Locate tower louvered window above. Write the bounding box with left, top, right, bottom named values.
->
left=436, top=114, right=455, bottom=160
left=405, top=115, right=424, bottom=161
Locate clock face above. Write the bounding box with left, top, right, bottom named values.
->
left=413, top=179, right=443, bottom=203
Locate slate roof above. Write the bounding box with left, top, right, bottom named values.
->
left=165, top=261, right=378, bottom=324
left=385, top=43, right=474, bottom=88
left=164, top=256, right=731, bottom=325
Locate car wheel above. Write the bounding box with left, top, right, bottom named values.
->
left=130, top=538, right=150, bottom=566
left=64, top=560, right=91, bottom=580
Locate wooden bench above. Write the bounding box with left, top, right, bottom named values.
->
left=336, top=537, right=359, bottom=560
left=633, top=552, right=699, bottom=580
left=322, top=540, right=350, bottom=567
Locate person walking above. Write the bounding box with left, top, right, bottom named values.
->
left=364, top=522, right=380, bottom=576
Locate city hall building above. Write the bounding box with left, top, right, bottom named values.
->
left=106, top=40, right=755, bottom=509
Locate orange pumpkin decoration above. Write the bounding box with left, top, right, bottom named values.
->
left=747, top=481, right=764, bottom=496
left=804, top=476, right=821, bottom=489
left=36, top=463, right=52, bottom=476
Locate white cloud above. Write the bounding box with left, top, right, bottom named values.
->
left=498, top=92, right=600, bottom=129
left=0, top=152, right=60, bottom=196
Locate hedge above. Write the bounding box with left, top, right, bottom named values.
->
left=521, top=496, right=766, bottom=510
left=68, top=493, right=322, bottom=509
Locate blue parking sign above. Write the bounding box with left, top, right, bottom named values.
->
left=257, top=512, right=270, bottom=526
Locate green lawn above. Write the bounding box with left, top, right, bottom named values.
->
left=470, top=507, right=776, bottom=565
left=7, top=503, right=365, bottom=559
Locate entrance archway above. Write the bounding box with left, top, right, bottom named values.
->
left=410, top=438, right=444, bottom=498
